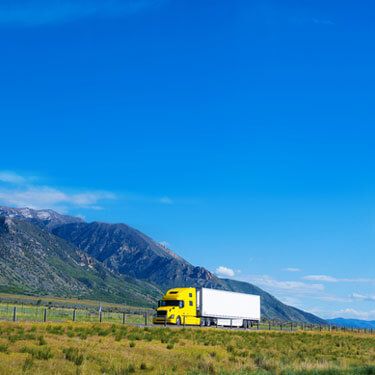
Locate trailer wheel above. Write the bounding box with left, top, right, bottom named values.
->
left=176, top=316, right=181, bottom=326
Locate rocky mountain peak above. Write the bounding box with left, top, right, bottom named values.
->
left=0, top=206, right=84, bottom=230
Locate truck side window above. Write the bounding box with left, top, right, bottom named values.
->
left=189, top=301, right=193, bottom=306
left=189, top=293, right=192, bottom=297
left=179, top=301, right=184, bottom=308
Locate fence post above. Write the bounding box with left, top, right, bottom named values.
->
left=122, top=313, right=126, bottom=324
left=280, top=323, right=283, bottom=331
left=230, top=319, right=233, bottom=328
left=269, top=321, right=271, bottom=330
left=183, top=315, right=186, bottom=327
left=99, top=311, right=103, bottom=323
left=73, top=309, right=76, bottom=322
left=13, top=306, right=17, bottom=322
left=43, top=308, right=47, bottom=322
left=144, top=313, right=147, bottom=326
left=290, top=322, right=293, bottom=331
left=164, top=316, right=167, bottom=327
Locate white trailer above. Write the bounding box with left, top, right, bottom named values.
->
left=197, top=287, right=261, bottom=327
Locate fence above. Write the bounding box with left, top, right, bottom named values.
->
left=0, top=302, right=373, bottom=334
left=0, top=302, right=153, bottom=325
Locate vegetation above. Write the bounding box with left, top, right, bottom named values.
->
left=0, top=322, right=374, bottom=374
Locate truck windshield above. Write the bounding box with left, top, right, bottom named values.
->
left=159, top=300, right=184, bottom=307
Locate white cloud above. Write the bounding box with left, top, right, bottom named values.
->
left=0, top=171, right=28, bottom=184
left=242, top=275, right=324, bottom=295
left=159, top=196, right=173, bottom=205
left=303, top=275, right=375, bottom=283
left=216, top=266, right=235, bottom=278
left=330, top=308, right=375, bottom=320
left=0, top=171, right=116, bottom=211
left=350, top=293, right=375, bottom=302
left=304, top=275, right=338, bottom=282
left=284, top=267, right=301, bottom=273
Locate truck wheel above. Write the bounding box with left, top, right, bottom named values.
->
left=176, top=316, right=181, bottom=326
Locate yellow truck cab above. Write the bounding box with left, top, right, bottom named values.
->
left=153, top=287, right=200, bottom=326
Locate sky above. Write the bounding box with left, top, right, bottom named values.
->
left=0, top=0, right=375, bottom=320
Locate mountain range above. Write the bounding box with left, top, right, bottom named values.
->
left=327, top=318, right=375, bottom=330
left=0, top=206, right=326, bottom=324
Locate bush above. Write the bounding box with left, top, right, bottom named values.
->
left=140, top=363, right=147, bottom=370
left=21, top=346, right=53, bottom=360
left=37, top=336, right=46, bottom=346
left=129, top=341, right=136, bottom=348
left=22, top=357, right=34, bottom=371
left=63, top=347, right=84, bottom=366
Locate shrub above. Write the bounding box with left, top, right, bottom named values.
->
left=129, top=341, right=136, bottom=348
left=140, top=363, right=147, bottom=370
left=22, top=357, right=34, bottom=371
left=37, top=336, right=46, bottom=346
left=21, top=346, right=53, bottom=360
left=63, top=347, right=84, bottom=366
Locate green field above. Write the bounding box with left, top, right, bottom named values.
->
left=0, top=322, right=374, bottom=375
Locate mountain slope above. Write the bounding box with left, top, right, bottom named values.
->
left=52, top=220, right=326, bottom=324
left=0, top=217, right=161, bottom=306
left=327, top=318, right=375, bottom=329
left=52, top=221, right=219, bottom=290
left=0, top=206, right=83, bottom=230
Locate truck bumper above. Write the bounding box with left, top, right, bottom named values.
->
left=153, top=318, right=174, bottom=324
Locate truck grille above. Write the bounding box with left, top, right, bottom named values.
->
left=157, top=311, right=167, bottom=317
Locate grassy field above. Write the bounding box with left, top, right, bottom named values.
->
left=0, top=293, right=154, bottom=325
left=0, top=322, right=374, bottom=375
left=0, top=293, right=154, bottom=312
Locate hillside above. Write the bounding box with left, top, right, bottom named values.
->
left=52, top=221, right=219, bottom=290
left=327, top=318, right=375, bottom=329
left=0, top=206, right=83, bottom=230
left=0, top=216, right=161, bottom=306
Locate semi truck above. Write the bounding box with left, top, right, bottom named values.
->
left=153, top=287, right=260, bottom=327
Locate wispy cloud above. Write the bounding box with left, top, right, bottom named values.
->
left=242, top=275, right=324, bottom=295
left=284, top=267, right=301, bottom=273
left=312, top=18, right=335, bottom=26
left=216, top=266, right=235, bottom=278
left=303, top=275, right=375, bottom=283
left=0, top=186, right=115, bottom=211
left=350, top=293, right=375, bottom=302
left=0, top=171, right=31, bottom=184
left=0, top=0, right=165, bottom=26
left=0, top=170, right=115, bottom=211
left=159, top=196, right=173, bottom=205
left=330, top=308, right=375, bottom=320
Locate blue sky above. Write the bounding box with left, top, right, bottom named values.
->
left=1, top=0, right=375, bottom=320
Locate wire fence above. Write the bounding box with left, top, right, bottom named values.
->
left=0, top=302, right=373, bottom=334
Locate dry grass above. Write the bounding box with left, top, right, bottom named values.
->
left=0, top=322, right=374, bottom=374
